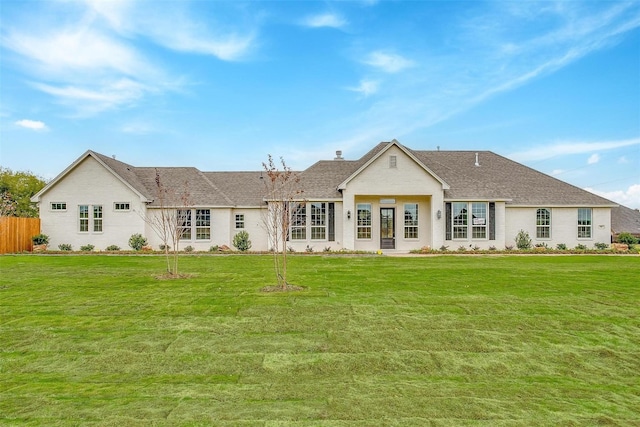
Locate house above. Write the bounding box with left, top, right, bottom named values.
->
left=31, top=140, right=619, bottom=252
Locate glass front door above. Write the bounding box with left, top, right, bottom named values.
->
left=380, top=208, right=395, bottom=249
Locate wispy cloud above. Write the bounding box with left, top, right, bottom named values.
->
left=0, top=0, right=258, bottom=115
left=301, top=13, right=347, bottom=29
left=509, top=138, right=640, bottom=162
left=587, top=153, right=600, bottom=165
left=363, top=51, right=414, bottom=73
left=15, top=119, right=48, bottom=131
left=347, top=79, right=379, bottom=97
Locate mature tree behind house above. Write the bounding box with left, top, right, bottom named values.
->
left=0, top=167, right=46, bottom=217
left=262, top=155, right=303, bottom=290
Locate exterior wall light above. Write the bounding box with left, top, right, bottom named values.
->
left=347, top=210, right=351, bottom=220
left=437, top=209, right=442, bottom=219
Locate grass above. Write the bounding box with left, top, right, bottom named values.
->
left=0, top=254, right=638, bottom=426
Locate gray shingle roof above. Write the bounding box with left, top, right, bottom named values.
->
left=86, top=142, right=616, bottom=207
left=611, top=205, right=640, bottom=236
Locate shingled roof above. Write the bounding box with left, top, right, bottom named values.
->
left=38, top=143, right=617, bottom=209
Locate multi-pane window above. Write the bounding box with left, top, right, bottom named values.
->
left=404, top=203, right=418, bottom=239
left=310, top=202, right=326, bottom=240
left=578, top=208, right=592, bottom=238
left=452, top=202, right=468, bottom=239
left=389, top=155, right=397, bottom=168
left=178, top=209, right=192, bottom=240
left=357, top=203, right=372, bottom=239
left=471, top=202, right=487, bottom=239
left=536, top=208, right=551, bottom=239
left=93, top=205, right=103, bottom=232
left=51, top=202, right=66, bottom=211
left=79, top=205, right=89, bottom=232
left=114, top=202, right=130, bottom=211
left=235, top=214, right=245, bottom=229
left=290, top=203, right=306, bottom=240
left=195, top=209, right=211, bottom=240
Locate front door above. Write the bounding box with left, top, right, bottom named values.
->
left=380, top=208, right=395, bottom=249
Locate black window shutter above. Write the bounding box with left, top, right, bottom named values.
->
left=489, top=202, right=496, bottom=241
left=328, top=203, right=335, bottom=242
left=445, top=202, right=452, bottom=240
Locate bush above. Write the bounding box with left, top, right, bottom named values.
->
left=128, top=234, right=147, bottom=251
left=232, top=230, right=252, bottom=252
left=80, top=244, right=94, bottom=252
left=106, top=245, right=120, bottom=251
left=305, top=245, right=314, bottom=253
left=184, top=245, right=194, bottom=252
left=556, top=243, right=567, bottom=250
left=515, top=230, right=532, bottom=250
left=58, top=243, right=72, bottom=251
left=616, top=232, right=638, bottom=246
left=594, top=242, right=609, bottom=250
left=31, top=234, right=49, bottom=245
left=209, top=245, right=219, bottom=252
left=575, top=244, right=587, bottom=251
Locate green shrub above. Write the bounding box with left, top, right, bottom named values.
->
left=616, top=232, right=638, bottom=246
left=556, top=243, right=567, bottom=250
left=209, top=245, right=219, bottom=252
left=305, top=245, right=314, bottom=253
left=31, top=234, right=49, bottom=245
left=594, top=242, right=609, bottom=250
left=575, top=244, right=587, bottom=251
left=80, top=244, right=94, bottom=252
left=106, top=245, right=120, bottom=251
left=184, top=245, right=194, bottom=252
left=232, top=230, right=252, bottom=252
left=58, top=243, right=72, bottom=251
left=515, top=230, right=532, bottom=250
left=128, top=234, right=147, bottom=251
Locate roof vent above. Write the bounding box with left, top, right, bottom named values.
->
left=334, top=150, right=344, bottom=160
left=475, top=152, right=480, bottom=167
left=112, top=155, right=116, bottom=160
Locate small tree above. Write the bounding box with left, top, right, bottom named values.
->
left=139, top=169, right=192, bottom=276
left=515, top=229, right=532, bottom=250
left=261, top=155, right=303, bottom=290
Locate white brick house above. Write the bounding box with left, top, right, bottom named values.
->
left=32, top=140, right=618, bottom=252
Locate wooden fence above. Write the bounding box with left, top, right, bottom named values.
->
left=0, top=217, right=41, bottom=254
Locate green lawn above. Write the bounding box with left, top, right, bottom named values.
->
left=0, top=254, right=638, bottom=426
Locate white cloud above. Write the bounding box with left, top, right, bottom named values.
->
left=15, top=119, right=48, bottom=131
left=587, top=153, right=600, bottom=164
left=301, top=13, right=347, bottom=29
left=550, top=169, right=564, bottom=176
left=347, top=79, right=379, bottom=97
left=363, top=51, right=414, bottom=73
left=618, top=156, right=629, bottom=164
left=584, top=184, right=640, bottom=209
left=509, top=138, right=640, bottom=162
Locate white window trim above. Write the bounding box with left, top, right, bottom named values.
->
left=356, top=203, right=372, bottom=240
left=403, top=203, right=419, bottom=240
left=114, top=202, right=131, bottom=212
left=536, top=208, right=552, bottom=240
left=50, top=202, right=67, bottom=212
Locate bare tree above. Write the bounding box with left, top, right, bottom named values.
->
left=141, top=169, right=192, bottom=276
left=262, top=155, right=303, bottom=290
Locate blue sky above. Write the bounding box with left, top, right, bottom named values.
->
left=1, top=0, right=639, bottom=208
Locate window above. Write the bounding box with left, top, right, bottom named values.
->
left=195, top=209, right=211, bottom=240
left=178, top=209, right=192, bottom=240
left=235, top=214, right=245, bottom=229
left=79, top=205, right=89, bottom=232
left=290, top=203, right=306, bottom=240
left=536, top=208, right=551, bottom=239
left=404, top=203, right=418, bottom=239
left=114, top=202, right=130, bottom=211
left=357, top=203, right=372, bottom=239
left=471, top=202, right=487, bottom=239
left=452, top=202, right=468, bottom=239
left=578, top=208, right=592, bottom=238
left=389, top=155, right=397, bottom=168
left=51, top=202, right=66, bottom=211
left=310, top=202, right=326, bottom=240
left=93, top=205, right=103, bottom=232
